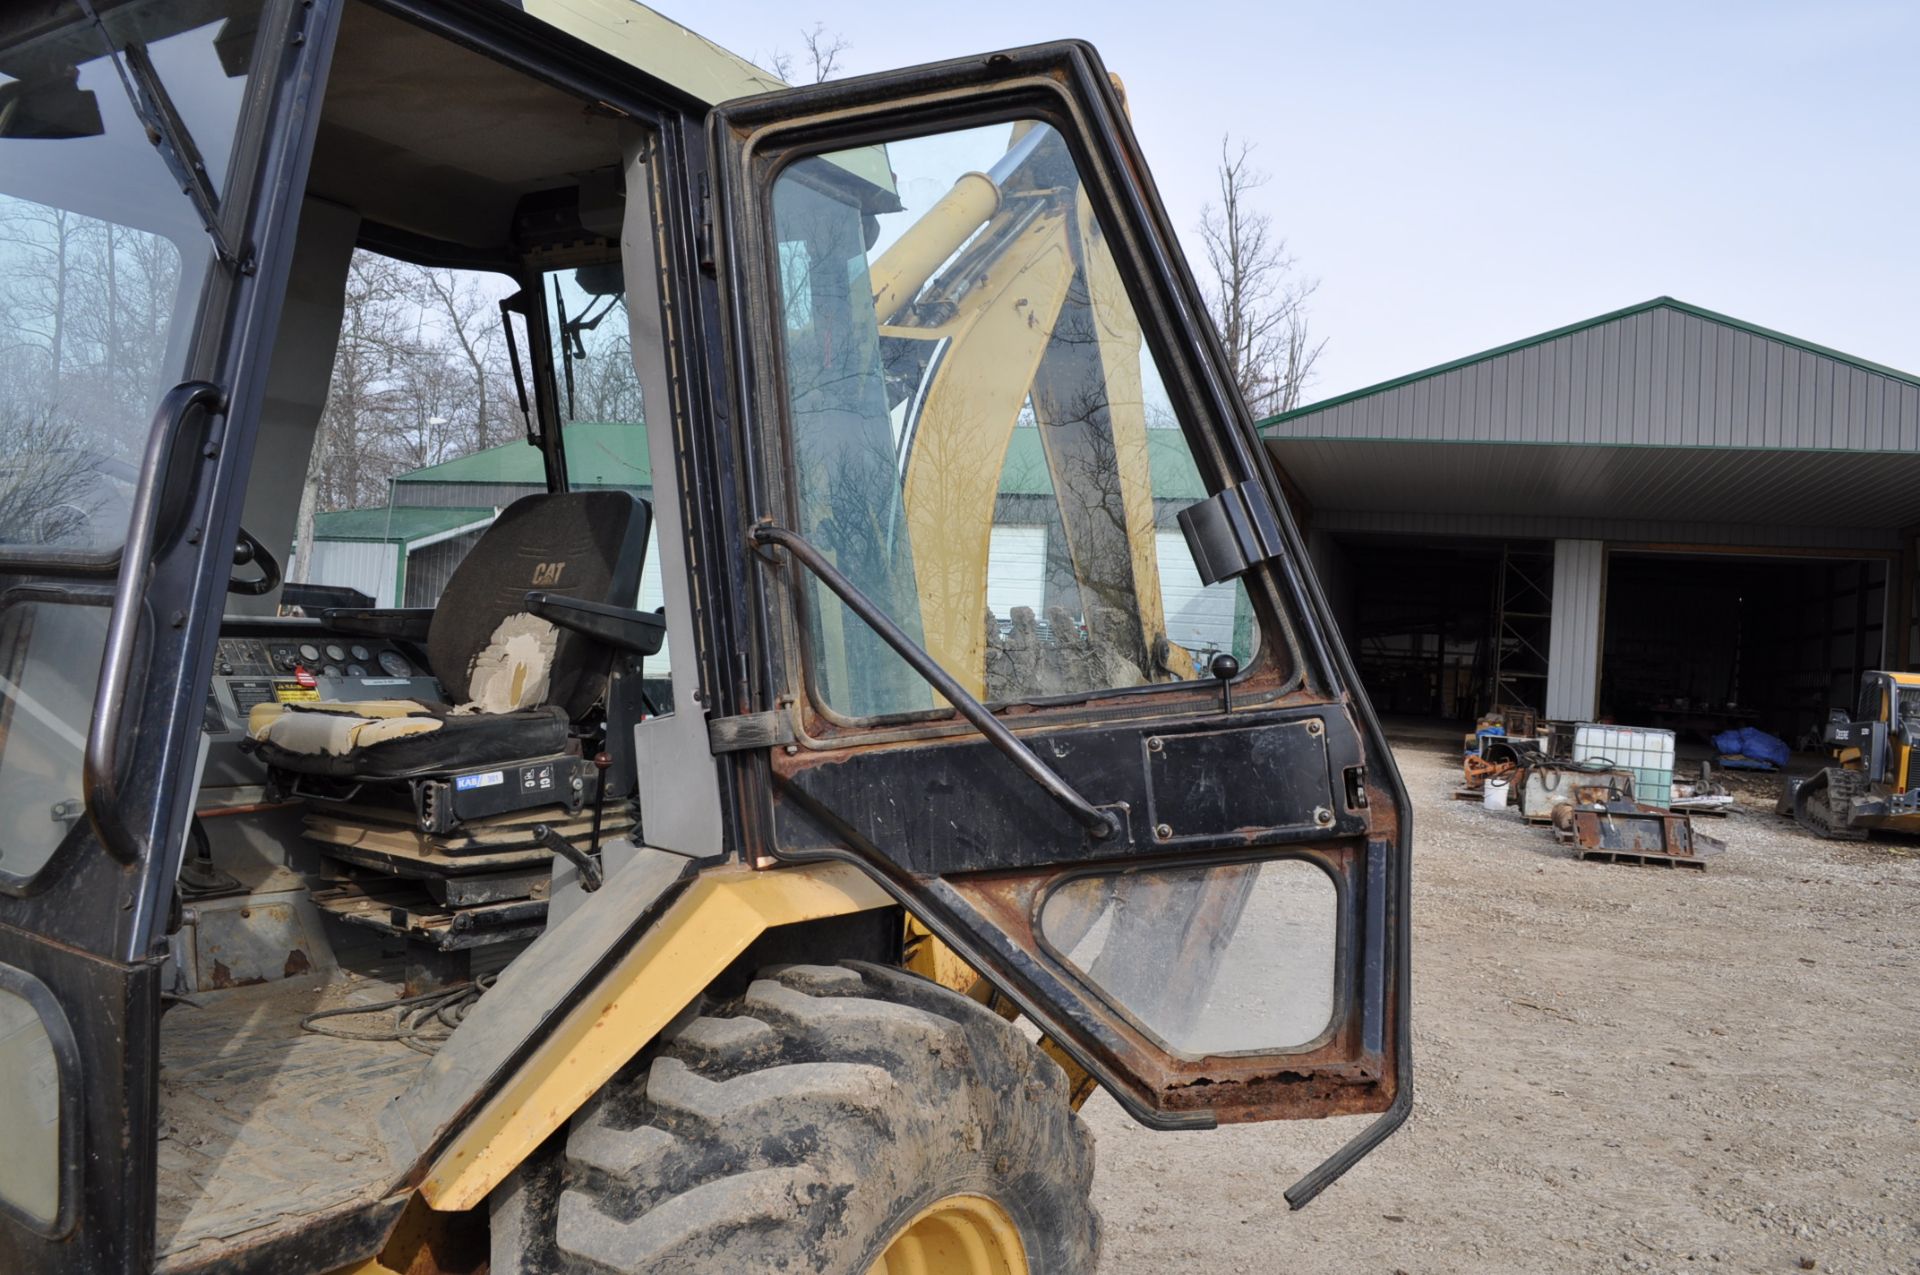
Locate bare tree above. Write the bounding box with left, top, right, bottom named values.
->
left=765, top=23, right=850, bottom=84
left=799, top=23, right=849, bottom=81
left=1197, top=137, right=1325, bottom=417
left=0, top=405, right=119, bottom=547
left=416, top=265, right=510, bottom=451
left=291, top=251, right=411, bottom=576
left=0, top=200, right=181, bottom=461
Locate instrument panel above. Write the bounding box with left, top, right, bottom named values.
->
left=213, top=635, right=414, bottom=681
left=202, top=629, right=439, bottom=738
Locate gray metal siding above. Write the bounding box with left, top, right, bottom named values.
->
left=403, top=528, right=489, bottom=608
left=1310, top=509, right=1900, bottom=552
left=1273, top=439, right=1920, bottom=529
left=1546, top=540, right=1605, bottom=720
left=394, top=481, right=540, bottom=509
left=307, top=540, right=398, bottom=608
left=1276, top=306, right=1920, bottom=453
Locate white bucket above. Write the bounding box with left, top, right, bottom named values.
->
left=1482, top=777, right=1510, bottom=811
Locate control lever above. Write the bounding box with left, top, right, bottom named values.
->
left=532, top=822, right=602, bottom=893
left=1210, top=652, right=1239, bottom=713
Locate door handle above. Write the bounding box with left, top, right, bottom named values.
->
left=85, top=380, right=224, bottom=861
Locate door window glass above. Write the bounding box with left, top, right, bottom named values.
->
left=0, top=601, right=108, bottom=885
left=1039, top=858, right=1338, bottom=1056
left=770, top=122, right=1256, bottom=719
left=0, top=1, right=263, bottom=553
left=0, top=977, right=68, bottom=1231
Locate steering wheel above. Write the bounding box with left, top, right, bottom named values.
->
left=229, top=526, right=282, bottom=596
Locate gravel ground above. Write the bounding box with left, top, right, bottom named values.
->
left=1085, top=740, right=1920, bottom=1274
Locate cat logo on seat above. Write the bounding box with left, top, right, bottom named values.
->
left=530, top=561, right=567, bottom=586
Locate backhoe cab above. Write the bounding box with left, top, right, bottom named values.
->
left=1785, top=670, right=1920, bottom=839
left=0, top=3, right=1410, bottom=1273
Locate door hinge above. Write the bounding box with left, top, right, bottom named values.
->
left=696, top=174, right=716, bottom=276
left=1177, top=481, right=1288, bottom=585
left=708, top=709, right=794, bottom=753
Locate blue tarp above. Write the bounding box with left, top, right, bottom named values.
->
left=1713, top=726, right=1790, bottom=771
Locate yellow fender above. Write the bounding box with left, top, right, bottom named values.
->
left=417, top=861, right=891, bottom=1212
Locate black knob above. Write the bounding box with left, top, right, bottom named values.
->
left=1210, top=653, right=1240, bottom=681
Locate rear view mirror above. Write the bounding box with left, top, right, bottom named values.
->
left=0, top=69, right=103, bottom=141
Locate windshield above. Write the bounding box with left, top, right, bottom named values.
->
left=772, top=121, right=1257, bottom=720
left=0, top=0, right=261, bottom=554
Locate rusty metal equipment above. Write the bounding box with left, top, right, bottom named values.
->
left=1454, top=751, right=1516, bottom=801
left=1557, top=799, right=1714, bottom=869
left=1518, top=764, right=1634, bottom=824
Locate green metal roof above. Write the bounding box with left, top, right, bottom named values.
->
left=312, top=505, right=495, bottom=545
left=998, top=426, right=1205, bottom=501
left=394, top=422, right=650, bottom=488
left=1261, top=296, right=1920, bottom=431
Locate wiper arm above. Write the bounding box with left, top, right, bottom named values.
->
left=751, top=523, right=1121, bottom=841
left=76, top=0, right=240, bottom=268
left=498, top=290, right=535, bottom=443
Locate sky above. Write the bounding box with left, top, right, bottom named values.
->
left=652, top=0, right=1919, bottom=406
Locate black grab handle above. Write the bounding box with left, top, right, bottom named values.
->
left=85, top=381, right=224, bottom=861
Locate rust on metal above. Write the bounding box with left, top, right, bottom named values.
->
left=945, top=837, right=1399, bottom=1125
left=1561, top=801, right=1710, bottom=870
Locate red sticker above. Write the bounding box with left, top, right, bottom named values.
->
left=295, top=667, right=317, bottom=688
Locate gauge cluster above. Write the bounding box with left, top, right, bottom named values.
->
left=213, top=636, right=415, bottom=681
left=203, top=629, right=440, bottom=742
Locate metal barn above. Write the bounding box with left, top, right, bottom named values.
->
left=1264, top=297, right=1920, bottom=743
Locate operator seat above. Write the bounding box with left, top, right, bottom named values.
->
left=245, top=490, right=659, bottom=829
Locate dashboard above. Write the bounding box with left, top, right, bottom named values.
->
left=201, top=622, right=442, bottom=741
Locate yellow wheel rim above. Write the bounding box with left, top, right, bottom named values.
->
left=867, top=1193, right=1028, bottom=1275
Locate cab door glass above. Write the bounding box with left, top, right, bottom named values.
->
left=771, top=122, right=1257, bottom=720
left=0, top=1, right=263, bottom=554
left=1038, top=857, right=1338, bottom=1056
left=0, top=599, right=107, bottom=885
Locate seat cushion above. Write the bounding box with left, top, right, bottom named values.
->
left=248, top=699, right=571, bottom=779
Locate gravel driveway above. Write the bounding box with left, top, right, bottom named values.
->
left=1087, top=741, right=1920, bottom=1273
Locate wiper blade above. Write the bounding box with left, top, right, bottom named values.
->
left=75, top=0, right=241, bottom=268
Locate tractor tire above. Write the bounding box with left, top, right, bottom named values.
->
left=490, top=961, right=1101, bottom=1275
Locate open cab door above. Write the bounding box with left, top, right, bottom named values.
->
left=710, top=43, right=1411, bottom=1198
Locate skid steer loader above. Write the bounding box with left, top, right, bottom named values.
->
left=1783, top=670, right=1920, bottom=839
left=0, top=3, right=1410, bottom=1272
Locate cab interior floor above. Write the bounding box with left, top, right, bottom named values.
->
left=155, top=971, right=426, bottom=1269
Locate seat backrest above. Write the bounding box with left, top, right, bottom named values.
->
left=428, top=491, right=650, bottom=720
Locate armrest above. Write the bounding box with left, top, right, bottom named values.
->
left=526, top=592, right=666, bottom=657
left=320, top=607, right=435, bottom=642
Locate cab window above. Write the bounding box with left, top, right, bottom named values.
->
left=770, top=121, right=1257, bottom=721
left=0, top=0, right=264, bottom=888
left=0, top=1, right=260, bottom=556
